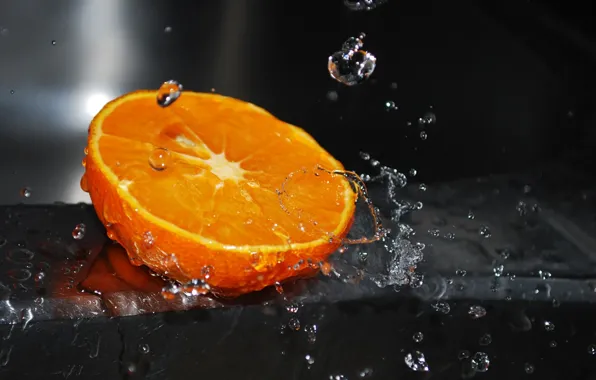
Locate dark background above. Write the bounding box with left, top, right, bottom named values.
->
left=1, top=0, right=596, bottom=379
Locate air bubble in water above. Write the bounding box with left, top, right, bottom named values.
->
left=328, top=35, right=376, bottom=86
left=418, top=183, right=427, bottom=191
left=493, top=265, right=504, bottom=277
left=467, top=211, right=475, bottom=219
left=479, top=333, right=492, bottom=345
left=420, top=131, right=427, bottom=140
left=458, top=350, right=470, bottom=360
left=469, top=305, right=486, bottom=319
left=539, top=270, right=552, bottom=280
left=588, top=344, right=596, bottom=355
left=524, top=363, right=534, bottom=374
left=359, top=152, right=371, bottom=161
left=51, top=40, right=56, bottom=45
left=409, top=168, right=417, bottom=177
left=344, top=0, right=387, bottom=11
left=544, top=321, right=555, bottom=331
left=139, top=344, right=150, bottom=354
left=305, top=324, right=317, bottom=344
left=431, top=301, right=450, bottom=314
left=72, top=223, right=86, bottom=240
left=385, top=101, right=398, bottom=111
left=288, top=318, right=301, bottom=331
left=404, top=351, right=429, bottom=372
left=419, top=112, right=436, bottom=125
left=9, top=89, right=14, bottom=95
left=413, top=332, right=424, bottom=343
left=164, top=26, right=172, bottom=33
left=428, top=228, right=440, bottom=237
left=149, top=148, right=171, bottom=171
left=471, top=352, right=490, bottom=372
left=20, top=187, right=31, bottom=198
left=157, top=80, right=183, bottom=107
left=479, top=225, right=491, bottom=238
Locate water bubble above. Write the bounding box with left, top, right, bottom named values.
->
left=456, top=269, right=467, bottom=277
left=9, top=89, right=14, bottom=95
left=588, top=344, right=596, bottom=355
left=358, top=251, right=368, bottom=264
left=544, top=321, right=555, bottom=331
left=344, top=0, right=387, bottom=11
left=288, top=317, right=300, bottom=331
left=72, top=223, right=86, bottom=240
left=342, top=34, right=365, bottom=51
left=552, top=298, right=560, bottom=308
left=409, top=168, right=417, bottom=177
left=431, top=300, right=450, bottom=314
left=385, top=100, right=398, bottom=111
left=493, top=265, right=504, bottom=277
left=469, top=305, right=486, bottom=319
left=471, top=352, right=490, bottom=372
left=285, top=302, right=300, bottom=314
left=524, top=363, right=534, bottom=374
left=329, top=375, right=348, bottom=380
left=164, top=26, right=172, bottom=33
left=467, top=210, right=475, bottom=219
left=358, top=368, right=373, bottom=378
left=419, top=112, right=436, bottom=125
left=139, top=344, right=150, bottom=354
left=359, top=152, right=371, bottom=161
left=413, top=332, right=424, bottom=343
left=458, top=350, right=470, bottom=360
left=419, top=131, right=428, bottom=140
left=414, top=201, right=423, bottom=210
left=304, top=324, right=317, bottom=344
left=328, top=35, right=376, bottom=86
left=443, top=232, right=455, bottom=240
left=479, top=225, right=491, bottom=238
left=479, top=333, right=492, bottom=345
left=20, top=187, right=31, bottom=198
left=51, top=40, right=56, bottom=45
left=404, top=351, right=430, bottom=372
left=326, top=90, right=339, bottom=102
left=305, top=354, right=315, bottom=366
left=428, top=228, right=440, bottom=238
left=538, top=270, right=552, bottom=280
left=496, top=248, right=511, bottom=260
left=418, top=183, right=427, bottom=191
left=149, top=148, right=171, bottom=171
left=549, top=340, right=557, bottom=348
left=156, top=80, right=183, bottom=107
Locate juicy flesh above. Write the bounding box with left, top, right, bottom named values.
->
left=96, top=94, right=352, bottom=247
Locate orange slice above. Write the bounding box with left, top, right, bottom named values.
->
left=83, top=90, right=356, bottom=295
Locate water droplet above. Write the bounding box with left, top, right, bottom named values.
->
left=328, top=36, right=376, bottom=86
left=342, top=34, right=365, bottom=51
left=20, top=187, right=31, bottom=198
left=51, top=40, right=56, bottom=45
left=549, top=340, right=557, bottom=348
left=469, top=305, right=486, bottom=319
left=431, top=300, right=450, bottom=314
left=479, top=333, right=492, bottom=345
left=164, top=26, right=172, bottom=33
left=358, top=368, right=373, bottom=378
left=358, top=251, right=368, bottom=264
left=419, top=112, right=436, bottom=125
left=359, top=152, right=371, bottom=161
left=467, top=210, right=475, bottom=219
left=493, top=265, right=504, bottom=277
left=139, top=344, right=150, bottom=354
left=72, top=223, right=86, bottom=240
left=142, top=231, right=155, bottom=249
left=418, top=183, right=427, bottom=191
left=9, top=89, right=14, bottom=95
left=428, top=228, right=440, bottom=238
left=305, top=354, right=315, bottom=366
left=305, top=324, right=317, bottom=344
left=156, top=80, right=183, bottom=107
left=456, top=269, right=467, bottom=277
left=404, top=351, right=429, bottom=372
left=479, top=225, right=491, bottom=238
left=413, top=332, right=424, bottom=343
left=471, top=352, right=490, bottom=372
left=544, top=321, right=555, bottom=331
left=409, top=168, right=417, bottom=177
left=385, top=100, right=398, bottom=111
left=288, top=317, right=301, bottom=331
left=419, top=131, right=428, bottom=140
left=524, top=363, right=534, bottom=374
left=588, top=344, right=596, bottom=355
left=539, top=270, right=552, bottom=280
left=458, top=350, right=470, bottom=360
left=344, top=0, right=387, bottom=10
left=326, top=90, right=339, bottom=101
left=149, top=148, right=171, bottom=171
left=201, top=265, right=213, bottom=280
left=443, top=232, right=455, bottom=240
left=509, top=273, right=516, bottom=281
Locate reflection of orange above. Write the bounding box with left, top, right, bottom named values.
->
left=83, top=91, right=355, bottom=295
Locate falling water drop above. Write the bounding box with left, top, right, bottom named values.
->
left=328, top=34, right=376, bottom=86
left=471, top=352, right=490, bottom=372
left=420, top=131, right=427, bottom=140
left=479, top=225, right=492, bottom=238
left=156, top=80, right=183, bottom=107
left=72, top=223, right=86, bottom=240
left=524, top=363, right=535, bottom=374
left=20, top=187, right=31, bottom=198
left=413, top=332, right=424, bottom=343
left=469, top=305, right=486, bottom=319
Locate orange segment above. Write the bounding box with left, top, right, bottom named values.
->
left=84, top=90, right=356, bottom=295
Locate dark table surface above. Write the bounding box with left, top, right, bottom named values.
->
left=1, top=0, right=596, bottom=379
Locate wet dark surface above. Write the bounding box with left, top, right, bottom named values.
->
left=1, top=0, right=596, bottom=378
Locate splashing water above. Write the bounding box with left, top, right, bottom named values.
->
left=404, top=351, right=430, bottom=372
left=328, top=33, right=377, bottom=86
left=156, top=80, right=183, bottom=107
left=344, top=0, right=388, bottom=11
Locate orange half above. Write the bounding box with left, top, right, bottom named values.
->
left=83, top=90, right=356, bottom=295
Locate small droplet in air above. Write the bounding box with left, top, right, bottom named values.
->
left=156, top=80, right=183, bottom=107
left=538, top=270, right=552, bottom=280
left=413, top=332, right=424, bottom=343
left=51, top=40, right=56, bottom=45
left=469, top=305, right=486, bottom=319
left=409, top=168, right=417, bottom=177
left=479, top=333, right=492, bottom=345
left=385, top=100, right=398, bottom=111
left=305, top=354, right=315, bottom=366
left=72, top=223, right=86, bottom=240
left=456, top=269, right=467, bottom=277
left=467, top=210, right=475, bottom=219
left=588, top=344, right=596, bottom=355
left=404, top=351, right=429, bottom=372
left=493, top=265, right=504, bottom=277
left=328, top=35, right=376, bottom=86
left=164, top=26, right=172, bottom=33
left=544, top=321, right=555, bottom=331
left=344, top=0, right=388, bottom=11
left=471, top=352, right=490, bottom=372
left=479, top=225, right=491, bottom=238
left=149, top=148, right=171, bottom=171
left=524, top=363, right=535, bottom=374
left=20, top=187, right=31, bottom=198
left=342, top=33, right=365, bottom=52
left=9, top=89, right=14, bottom=95
left=418, top=183, right=427, bottom=191
left=420, top=131, right=427, bottom=140
left=431, top=300, right=450, bottom=314
left=326, top=90, right=339, bottom=102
